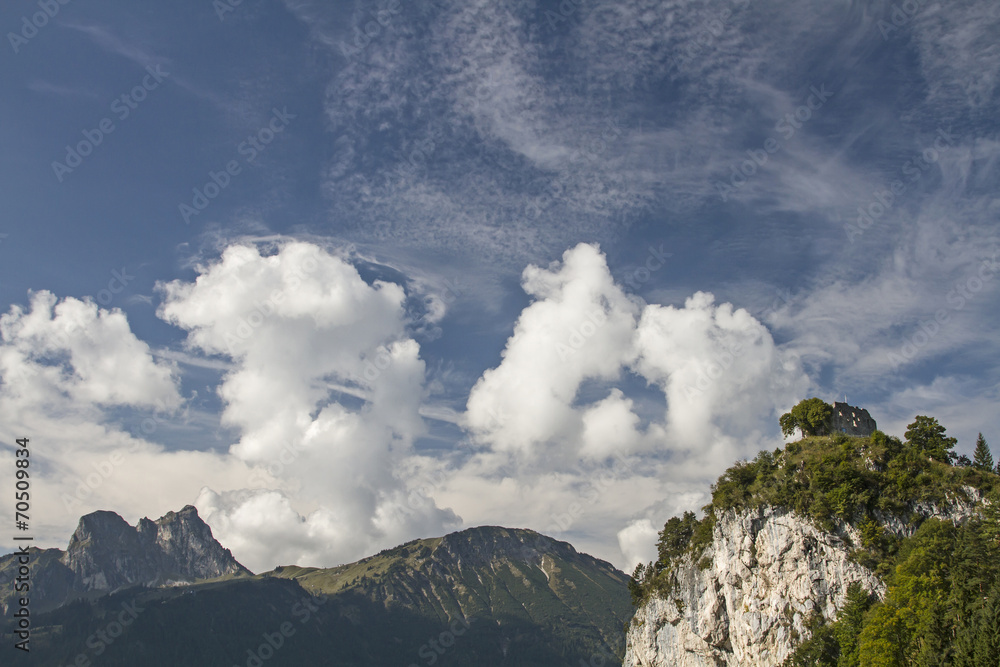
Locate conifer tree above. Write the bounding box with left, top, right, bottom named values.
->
left=972, top=433, right=993, bottom=472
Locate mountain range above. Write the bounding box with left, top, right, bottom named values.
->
left=1, top=508, right=633, bottom=666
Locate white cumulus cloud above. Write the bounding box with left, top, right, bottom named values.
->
left=159, top=242, right=459, bottom=571
left=465, top=243, right=642, bottom=460
left=456, top=242, right=808, bottom=567
left=0, top=291, right=180, bottom=411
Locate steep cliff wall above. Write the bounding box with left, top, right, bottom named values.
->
left=63, top=505, right=250, bottom=590
left=624, top=493, right=982, bottom=667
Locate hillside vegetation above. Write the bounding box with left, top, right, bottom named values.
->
left=630, top=407, right=1000, bottom=666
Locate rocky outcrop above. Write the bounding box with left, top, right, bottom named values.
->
left=624, top=495, right=982, bottom=667
left=64, top=505, right=250, bottom=591
left=1, top=506, right=250, bottom=615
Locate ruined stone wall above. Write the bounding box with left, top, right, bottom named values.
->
left=829, top=402, right=876, bottom=436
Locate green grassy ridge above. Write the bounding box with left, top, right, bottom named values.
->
left=266, top=527, right=630, bottom=630
left=288, top=526, right=633, bottom=658
left=630, top=431, right=1000, bottom=606
left=262, top=535, right=442, bottom=596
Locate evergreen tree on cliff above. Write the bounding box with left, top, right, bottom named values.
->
left=972, top=433, right=994, bottom=472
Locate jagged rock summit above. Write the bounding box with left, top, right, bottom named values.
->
left=1, top=505, right=249, bottom=614
left=64, top=505, right=251, bottom=591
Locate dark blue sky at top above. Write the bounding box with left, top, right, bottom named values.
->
left=2, top=0, right=998, bottom=453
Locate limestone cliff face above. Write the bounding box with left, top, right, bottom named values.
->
left=63, top=505, right=251, bottom=591
left=624, top=494, right=981, bottom=667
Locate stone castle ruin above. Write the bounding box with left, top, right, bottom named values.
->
left=829, top=402, right=877, bottom=436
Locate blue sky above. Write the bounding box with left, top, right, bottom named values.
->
left=1, top=0, right=998, bottom=572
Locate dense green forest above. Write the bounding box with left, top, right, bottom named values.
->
left=629, top=403, right=1000, bottom=666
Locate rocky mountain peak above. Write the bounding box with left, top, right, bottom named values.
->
left=62, top=506, right=251, bottom=593
left=2, top=505, right=252, bottom=615
left=69, top=510, right=135, bottom=546
left=436, top=526, right=560, bottom=565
